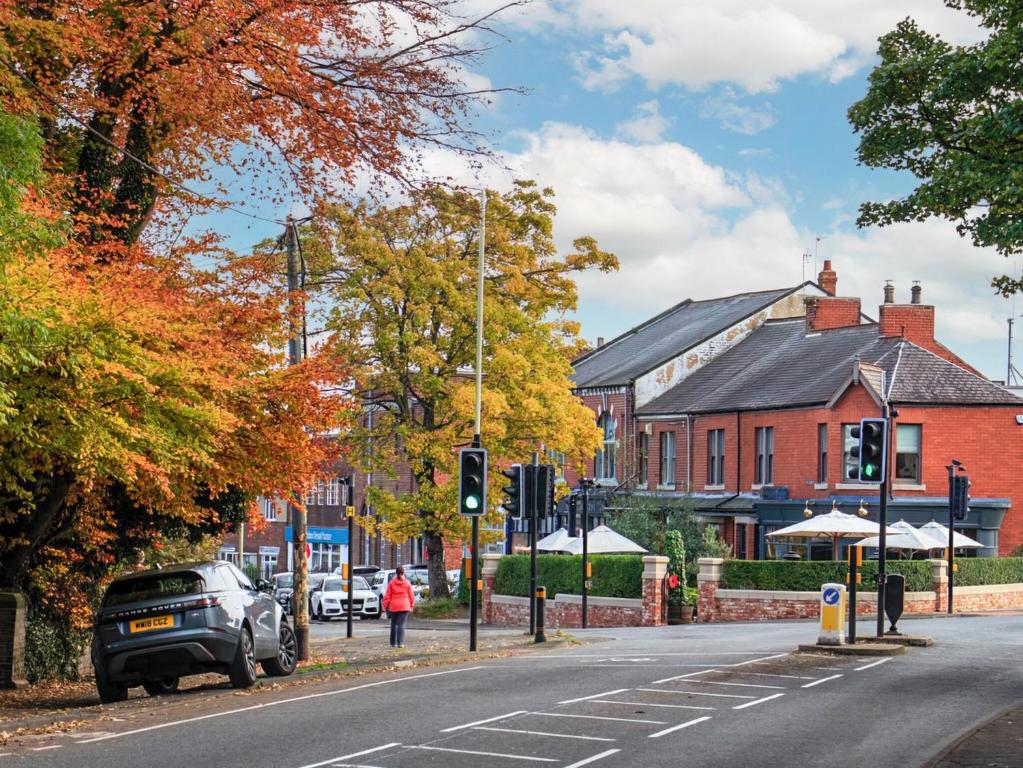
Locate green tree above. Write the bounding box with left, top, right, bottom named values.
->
left=313, top=182, right=618, bottom=597
left=849, top=1, right=1023, bottom=293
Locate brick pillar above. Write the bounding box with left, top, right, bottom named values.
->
left=641, top=556, right=668, bottom=626
left=930, top=559, right=948, bottom=613
left=480, top=554, right=502, bottom=624
left=0, top=592, right=28, bottom=689
left=697, top=558, right=724, bottom=624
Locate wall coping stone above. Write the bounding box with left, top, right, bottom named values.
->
left=490, top=593, right=529, bottom=606
left=714, top=588, right=937, bottom=603
left=954, top=583, right=1023, bottom=595
left=642, top=556, right=668, bottom=580
left=481, top=553, right=503, bottom=578
left=553, top=594, right=643, bottom=609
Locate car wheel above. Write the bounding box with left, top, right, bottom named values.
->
left=142, top=676, right=180, bottom=697
left=228, top=626, right=258, bottom=689
left=261, top=621, right=297, bottom=677
left=95, top=669, right=128, bottom=704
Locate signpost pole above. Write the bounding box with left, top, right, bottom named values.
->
left=581, top=479, right=590, bottom=630
left=529, top=453, right=539, bottom=636
left=346, top=488, right=354, bottom=640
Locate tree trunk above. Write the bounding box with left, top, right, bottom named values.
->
left=423, top=529, right=450, bottom=599
left=0, top=475, right=71, bottom=589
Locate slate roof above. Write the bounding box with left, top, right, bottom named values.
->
left=636, top=319, right=1023, bottom=415
left=572, top=286, right=802, bottom=389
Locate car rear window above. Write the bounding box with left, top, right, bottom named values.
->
left=104, top=572, right=205, bottom=607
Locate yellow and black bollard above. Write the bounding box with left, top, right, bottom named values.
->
left=534, top=586, right=547, bottom=643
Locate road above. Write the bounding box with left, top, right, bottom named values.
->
left=2, top=613, right=1020, bottom=768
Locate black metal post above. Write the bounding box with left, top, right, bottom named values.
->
left=529, top=454, right=538, bottom=635
left=876, top=403, right=890, bottom=639
left=847, top=545, right=857, bottom=644
left=947, top=462, right=957, bottom=615
left=346, top=507, right=354, bottom=639
left=534, top=587, right=546, bottom=643
left=470, top=515, right=479, bottom=651
left=581, top=481, right=589, bottom=629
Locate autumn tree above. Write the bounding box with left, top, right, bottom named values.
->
left=849, top=0, right=1023, bottom=293
left=309, top=182, right=618, bottom=596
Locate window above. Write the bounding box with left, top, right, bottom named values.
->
left=638, top=433, right=649, bottom=487
left=326, top=477, right=340, bottom=506
left=660, top=431, right=676, bottom=486
left=817, top=424, right=828, bottom=484
left=842, top=424, right=862, bottom=482
left=304, top=488, right=316, bottom=505
left=547, top=450, right=566, bottom=480
left=595, top=413, right=618, bottom=481
left=315, top=480, right=325, bottom=505
left=736, top=523, right=748, bottom=560
left=261, top=497, right=280, bottom=521
left=707, top=429, right=725, bottom=485
left=261, top=554, right=278, bottom=579
left=755, top=427, right=774, bottom=485
left=896, top=424, right=922, bottom=482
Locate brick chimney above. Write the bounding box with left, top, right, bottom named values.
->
left=878, top=282, right=934, bottom=344
left=817, top=259, right=837, bottom=296
left=805, top=295, right=862, bottom=333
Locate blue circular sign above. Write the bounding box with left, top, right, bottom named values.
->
left=822, top=587, right=840, bottom=605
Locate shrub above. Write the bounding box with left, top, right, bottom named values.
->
left=721, top=560, right=932, bottom=593
left=25, top=607, right=89, bottom=683
left=953, top=557, right=1023, bottom=587
left=457, top=557, right=470, bottom=605
left=494, top=554, right=643, bottom=599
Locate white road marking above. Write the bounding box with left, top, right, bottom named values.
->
left=530, top=712, right=667, bottom=725
left=802, top=674, right=843, bottom=689
left=297, top=744, right=401, bottom=768
left=31, top=746, right=62, bottom=752
left=329, top=764, right=386, bottom=768
left=648, top=716, right=712, bottom=739
left=736, top=672, right=815, bottom=680
left=593, top=700, right=715, bottom=711
left=474, top=727, right=615, bottom=742
left=684, top=679, right=785, bottom=690
left=635, top=688, right=756, bottom=700
left=440, top=711, right=527, bottom=733
left=650, top=669, right=717, bottom=685
left=731, top=653, right=789, bottom=667
left=409, top=745, right=558, bottom=762
left=558, top=688, right=629, bottom=705
left=733, top=693, right=786, bottom=710
left=562, top=749, right=621, bottom=768
left=855, top=658, right=892, bottom=672
left=76, top=667, right=485, bottom=744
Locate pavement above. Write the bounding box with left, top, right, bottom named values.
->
left=928, top=707, right=1023, bottom=768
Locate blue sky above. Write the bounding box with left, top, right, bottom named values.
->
left=200, top=1, right=1019, bottom=381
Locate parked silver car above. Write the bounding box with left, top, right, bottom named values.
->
left=91, top=562, right=296, bottom=703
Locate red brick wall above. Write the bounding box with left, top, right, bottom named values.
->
left=643, top=419, right=690, bottom=490
left=569, top=391, right=629, bottom=486
left=805, top=296, right=861, bottom=332
left=486, top=597, right=644, bottom=629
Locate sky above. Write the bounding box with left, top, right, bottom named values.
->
left=202, top=0, right=1020, bottom=382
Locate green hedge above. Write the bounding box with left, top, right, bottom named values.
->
left=953, top=557, right=1023, bottom=587
left=494, top=554, right=643, bottom=599
left=25, top=609, right=89, bottom=683
left=722, top=560, right=932, bottom=593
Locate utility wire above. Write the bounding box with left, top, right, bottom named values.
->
left=7, top=64, right=285, bottom=227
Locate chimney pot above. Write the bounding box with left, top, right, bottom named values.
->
left=597, top=336, right=605, bottom=347
left=817, top=259, right=838, bottom=296
left=883, top=281, right=895, bottom=304
left=911, top=282, right=922, bottom=305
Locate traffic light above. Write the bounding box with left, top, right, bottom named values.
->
left=501, top=464, right=524, bottom=518
left=458, top=447, right=487, bottom=516
left=952, top=474, right=970, bottom=520
left=848, top=417, right=887, bottom=483
left=536, top=464, right=556, bottom=517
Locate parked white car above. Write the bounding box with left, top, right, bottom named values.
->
left=310, top=576, right=380, bottom=620
left=368, top=569, right=428, bottom=603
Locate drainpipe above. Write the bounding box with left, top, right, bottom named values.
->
left=685, top=414, right=693, bottom=491
left=736, top=411, right=742, bottom=493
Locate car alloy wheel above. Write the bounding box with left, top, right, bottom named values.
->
left=229, top=627, right=258, bottom=688
left=262, top=620, right=297, bottom=676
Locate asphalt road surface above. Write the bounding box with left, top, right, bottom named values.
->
left=3, top=613, right=1020, bottom=768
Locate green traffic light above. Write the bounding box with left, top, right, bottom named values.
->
left=465, top=495, right=480, bottom=510
left=863, top=464, right=878, bottom=479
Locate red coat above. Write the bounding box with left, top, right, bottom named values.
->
left=383, top=576, right=415, bottom=613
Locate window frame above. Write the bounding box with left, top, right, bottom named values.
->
left=659, top=431, right=676, bottom=487
left=595, top=413, right=618, bottom=481
left=707, top=429, right=725, bottom=486
left=638, top=432, right=649, bottom=487
left=754, top=426, right=774, bottom=485
left=817, top=424, right=828, bottom=484
left=895, top=424, right=922, bottom=483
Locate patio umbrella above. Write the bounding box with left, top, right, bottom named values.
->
left=855, top=519, right=947, bottom=551
left=919, top=521, right=983, bottom=550
left=536, top=527, right=577, bottom=552
left=766, top=509, right=897, bottom=559
left=562, top=525, right=647, bottom=554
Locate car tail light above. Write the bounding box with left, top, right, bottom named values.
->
left=181, top=596, right=221, bottom=610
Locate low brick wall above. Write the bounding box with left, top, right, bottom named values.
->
left=698, top=557, right=1023, bottom=623
left=487, top=593, right=643, bottom=629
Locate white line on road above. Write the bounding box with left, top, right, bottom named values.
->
left=736, top=672, right=815, bottom=680
left=855, top=658, right=892, bottom=672
left=650, top=669, right=717, bottom=685
left=732, top=693, right=786, bottom=710
left=409, top=745, right=558, bottom=762
left=31, top=746, right=62, bottom=752
left=530, top=712, right=667, bottom=725
left=730, top=653, right=790, bottom=667
left=474, top=727, right=615, bottom=742
left=802, top=674, right=843, bottom=688
left=440, top=711, right=527, bottom=732
left=635, top=688, right=756, bottom=699
left=684, top=679, right=785, bottom=690
left=593, top=700, right=715, bottom=711
left=648, top=716, right=712, bottom=739
left=76, top=667, right=485, bottom=745
left=562, top=749, right=621, bottom=768
left=558, top=688, right=629, bottom=705
left=296, top=744, right=401, bottom=768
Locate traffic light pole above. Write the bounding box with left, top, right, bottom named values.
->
left=946, top=461, right=963, bottom=615
left=346, top=491, right=354, bottom=640
left=468, top=190, right=486, bottom=653
left=875, top=403, right=891, bottom=639
left=581, top=480, right=590, bottom=630
left=529, top=454, right=539, bottom=636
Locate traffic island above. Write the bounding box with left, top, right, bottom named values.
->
left=797, top=641, right=906, bottom=656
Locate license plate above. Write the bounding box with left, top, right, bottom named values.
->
left=129, top=615, right=173, bottom=634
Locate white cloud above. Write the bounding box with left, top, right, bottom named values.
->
left=615, top=100, right=671, bottom=143
left=546, top=1, right=987, bottom=93
left=700, top=89, right=775, bottom=134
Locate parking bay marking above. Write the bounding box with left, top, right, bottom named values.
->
left=530, top=712, right=668, bottom=725
left=733, top=693, right=786, bottom=710
left=648, top=716, right=713, bottom=739
left=682, top=679, right=785, bottom=690
left=562, top=749, right=621, bottom=768
left=409, top=745, right=558, bottom=762
left=592, top=700, right=714, bottom=711
left=802, top=674, right=843, bottom=689
left=635, top=688, right=756, bottom=699
left=441, top=711, right=527, bottom=733
left=650, top=669, right=717, bottom=685
left=855, top=658, right=891, bottom=672
left=558, top=688, right=629, bottom=705
left=297, top=743, right=401, bottom=768
left=473, top=727, right=615, bottom=742
left=75, top=667, right=485, bottom=745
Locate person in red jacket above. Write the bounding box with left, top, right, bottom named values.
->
left=382, top=565, right=415, bottom=648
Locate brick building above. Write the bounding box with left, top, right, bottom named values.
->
left=566, top=263, right=1023, bottom=559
